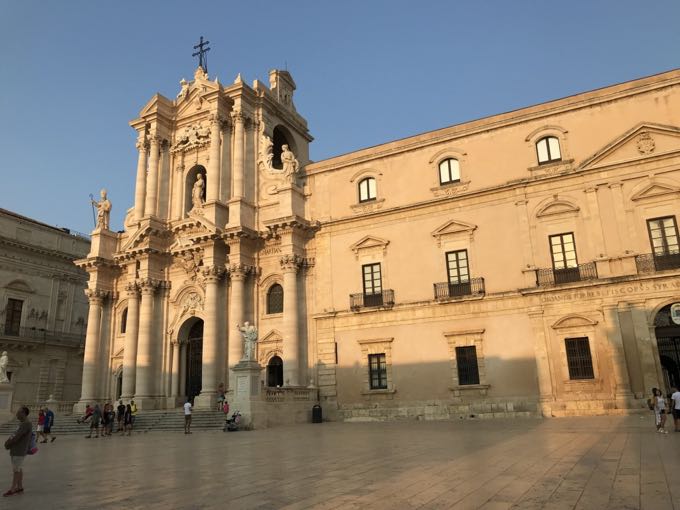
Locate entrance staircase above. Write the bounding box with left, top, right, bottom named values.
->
left=0, top=409, right=227, bottom=436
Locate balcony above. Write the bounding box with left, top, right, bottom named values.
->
left=350, top=290, right=395, bottom=311
left=434, top=278, right=485, bottom=300
left=635, top=252, right=680, bottom=274
left=1, top=326, right=85, bottom=346
left=535, top=262, right=598, bottom=287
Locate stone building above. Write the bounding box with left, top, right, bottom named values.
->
left=76, top=65, right=680, bottom=420
left=0, top=208, right=89, bottom=410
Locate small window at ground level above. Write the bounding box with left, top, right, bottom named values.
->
left=565, top=337, right=594, bottom=380
left=536, top=136, right=561, bottom=164
left=368, top=353, right=387, bottom=389
left=358, top=177, right=377, bottom=203
left=455, top=346, right=480, bottom=385
left=438, top=158, right=460, bottom=185
left=266, top=284, right=284, bottom=314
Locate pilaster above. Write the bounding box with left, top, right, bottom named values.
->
left=281, top=254, right=303, bottom=386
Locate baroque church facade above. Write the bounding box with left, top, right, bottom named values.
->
left=77, top=66, right=680, bottom=420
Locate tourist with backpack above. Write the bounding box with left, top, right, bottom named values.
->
left=3, top=406, right=32, bottom=497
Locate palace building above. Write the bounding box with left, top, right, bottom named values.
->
left=76, top=65, right=680, bottom=421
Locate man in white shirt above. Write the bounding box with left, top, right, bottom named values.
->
left=671, top=387, right=680, bottom=432
left=183, top=399, right=192, bottom=435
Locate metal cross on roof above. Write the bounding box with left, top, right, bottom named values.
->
left=192, top=36, right=211, bottom=72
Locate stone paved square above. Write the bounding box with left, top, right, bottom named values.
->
left=2, top=415, right=680, bottom=509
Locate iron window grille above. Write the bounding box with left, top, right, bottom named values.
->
left=266, top=283, right=284, bottom=314
left=456, top=346, right=480, bottom=385
left=565, top=337, right=595, bottom=380
left=368, top=353, right=387, bottom=389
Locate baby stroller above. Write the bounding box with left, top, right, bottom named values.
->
left=224, top=410, right=242, bottom=432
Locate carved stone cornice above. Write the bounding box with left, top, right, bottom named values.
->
left=263, top=216, right=320, bottom=239
left=280, top=254, right=303, bottom=272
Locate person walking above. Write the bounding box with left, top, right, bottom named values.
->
left=671, top=386, right=680, bottom=432
left=36, top=409, right=46, bottom=443
left=116, top=400, right=125, bottom=432
left=86, top=404, right=102, bottom=438
left=123, top=404, right=133, bottom=436
left=653, top=388, right=669, bottom=433
left=42, top=407, right=55, bottom=443
left=184, top=398, right=192, bottom=434
left=3, top=406, right=32, bottom=497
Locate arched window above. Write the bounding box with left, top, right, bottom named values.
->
left=536, top=136, right=561, bottom=164
left=438, top=158, right=460, bottom=185
left=266, top=284, right=284, bottom=314
left=358, top=177, right=377, bottom=203
left=120, top=308, right=128, bottom=334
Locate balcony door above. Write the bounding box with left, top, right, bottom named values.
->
left=362, top=263, right=383, bottom=307
left=446, top=250, right=471, bottom=296
left=549, top=233, right=579, bottom=284
left=647, top=216, right=680, bottom=271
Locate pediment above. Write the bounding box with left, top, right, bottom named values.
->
left=169, top=215, right=220, bottom=252
left=551, top=314, right=598, bottom=329
left=4, top=279, right=34, bottom=293
left=138, top=93, right=175, bottom=119
left=535, top=197, right=580, bottom=218
left=431, top=220, right=476, bottom=246
left=580, top=123, right=680, bottom=170
left=350, top=235, right=390, bottom=257
left=630, top=181, right=680, bottom=202
left=260, top=329, right=283, bottom=343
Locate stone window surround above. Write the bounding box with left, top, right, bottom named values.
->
left=259, top=275, right=284, bottom=319
left=349, top=169, right=383, bottom=211
left=524, top=124, right=572, bottom=172
left=2, top=291, right=31, bottom=332
left=444, top=329, right=489, bottom=395
left=115, top=299, right=128, bottom=337
left=551, top=315, right=601, bottom=387
left=357, top=337, right=395, bottom=396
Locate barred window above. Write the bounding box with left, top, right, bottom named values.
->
left=266, top=284, right=284, bottom=314
left=565, top=337, right=594, bottom=380
left=368, top=353, right=387, bottom=389
left=455, top=346, right=480, bottom=385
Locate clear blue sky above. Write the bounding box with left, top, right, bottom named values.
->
left=1, top=0, right=678, bottom=235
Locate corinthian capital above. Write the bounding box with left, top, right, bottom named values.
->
left=227, top=263, right=253, bottom=279
left=202, top=265, right=226, bottom=283
left=138, top=277, right=160, bottom=295
left=125, top=281, right=139, bottom=297
left=85, top=288, right=109, bottom=303
left=135, top=136, right=148, bottom=151
left=279, top=254, right=303, bottom=272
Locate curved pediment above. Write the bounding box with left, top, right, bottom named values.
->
left=535, top=196, right=580, bottom=219
left=551, top=314, right=598, bottom=329
left=4, top=279, right=34, bottom=293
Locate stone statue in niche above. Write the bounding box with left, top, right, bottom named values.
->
left=192, top=174, right=205, bottom=209
left=0, top=351, right=9, bottom=383
left=91, top=189, right=112, bottom=230
left=281, top=144, right=299, bottom=183
left=237, top=322, right=258, bottom=361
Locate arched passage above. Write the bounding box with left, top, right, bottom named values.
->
left=179, top=317, right=204, bottom=400
left=272, top=125, right=296, bottom=170
left=266, top=355, right=284, bottom=387
left=654, top=304, right=680, bottom=391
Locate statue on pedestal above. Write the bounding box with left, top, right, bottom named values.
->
left=237, top=322, right=258, bottom=361
left=281, top=144, right=299, bottom=183
left=91, top=189, right=112, bottom=230
left=192, top=174, right=205, bottom=209
left=0, top=351, right=9, bottom=383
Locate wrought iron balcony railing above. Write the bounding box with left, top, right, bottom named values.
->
left=635, top=252, right=680, bottom=274
left=535, top=262, right=598, bottom=287
left=433, top=278, right=485, bottom=300
left=350, top=290, right=395, bottom=310
left=2, top=326, right=85, bottom=345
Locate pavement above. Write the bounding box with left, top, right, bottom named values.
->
left=0, top=415, right=678, bottom=509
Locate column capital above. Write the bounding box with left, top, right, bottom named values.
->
left=125, top=281, right=139, bottom=297
left=138, top=277, right=161, bottom=295
left=231, top=109, right=245, bottom=124
left=227, top=263, right=254, bottom=279
left=149, top=134, right=161, bottom=147
left=135, top=136, right=148, bottom=151
left=280, top=254, right=303, bottom=272
left=202, top=265, right=226, bottom=283
left=84, top=288, right=109, bottom=304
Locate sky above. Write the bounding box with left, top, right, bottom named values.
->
left=0, top=0, right=678, bottom=235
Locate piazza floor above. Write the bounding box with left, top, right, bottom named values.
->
left=1, top=415, right=679, bottom=509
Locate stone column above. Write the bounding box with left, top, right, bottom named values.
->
left=79, top=289, right=106, bottom=403
left=228, top=265, right=248, bottom=368
left=134, top=279, right=158, bottom=403
left=134, top=136, right=148, bottom=220
left=121, top=283, right=140, bottom=399
left=195, top=266, right=224, bottom=408
left=206, top=115, right=222, bottom=202
left=171, top=341, right=181, bottom=398
left=528, top=309, right=554, bottom=416
left=179, top=343, right=187, bottom=398
left=281, top=255, right=302, bottom=386
left=231, top=110, right=245, bottom=198
left=602, top=304, right=633, bottom=400
left=630, top=303, right=661, bottom=394
left=144, top=136, right=161, bottom=217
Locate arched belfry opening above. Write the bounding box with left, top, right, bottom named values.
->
left=179, top=317, right=204, bottom=400
left=654, top=304, right=680, bottom=391
left=184, top=165, right=207, bottom=214
left=266, top=355, right=284, bottom=387
left=272, top=125, right=295, bottom=170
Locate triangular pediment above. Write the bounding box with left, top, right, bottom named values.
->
left=431, top=220, right=477, bottom=238
left=169, top=215, right=219, bottom=252
left=138, top=93, right=175, bottom=118
left=350, top=235, right=390, bottom=256
left=535, top=197, right=580, bottom=218
left=260, top=329, right=283, bottom=343
left=580, top=123, right=680, bottom=170
left=630, top=181, right=680, bottom=202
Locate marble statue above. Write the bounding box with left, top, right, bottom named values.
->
left=192, top=174, right=205, bottom=209
left=258, top=133, right=274, bottom=170
left=0, top=351, right=9, bottom=384
left=237, top=322, right=258, bottom=361
left=91, top=189, right=112, bottom=230
left=281, top=144, right=299, bottom=182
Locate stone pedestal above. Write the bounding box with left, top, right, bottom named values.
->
left=229, top=360, right=265, bottom=429
left=0, top=383, right=14, bottom=422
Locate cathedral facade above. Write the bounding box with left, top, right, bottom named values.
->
left=77, top=66, right=680, bottom=420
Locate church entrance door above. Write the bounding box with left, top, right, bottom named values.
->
left=185, top=320, right=204, bottom=400
left=267, top=356, right=284, bottom=387
left=654, top=304, right=680, bottom=392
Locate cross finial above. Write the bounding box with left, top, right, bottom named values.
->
left=192, top=36, right=211, bottom=73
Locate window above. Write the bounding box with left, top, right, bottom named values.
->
left=4, top=298, right=23, bottom=336
left=565, top=337, right=594, bottom=380
left=368, top=353, right=387, bottom=389
left=266, top=284, right=284, bottom=314
left=446, top=250, right=470, bottom=284
left=550, top=233, right=578, bottom=270
left=455, top=346, right=480, bottom=385
left=362, top=263, right=383, bottom=306
left=647, top=217, right=679, bottom=256
left=438, top=158, right=460, bottom=185
left=120, top=308, right=128, bottom=334
left=358, top=177, right=377, bottom=203
left=536, top=136, right=561, bottom=164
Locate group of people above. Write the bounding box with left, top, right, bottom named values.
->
left=78, top=400, right=137, bottom=438
left=651, top=386, right=680, bottom=433
left=36, top=407, right=56, bottom=444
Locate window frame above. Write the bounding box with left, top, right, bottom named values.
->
left=358, top=177, right=377, bottom=203
left=368, top=353, right=388, bottom=390
left=362, top=263, right=382, bottom=296
left=549, top=232, right=578, bottom=271
left=536, top=136, right=562, bottom=165
left=266, top=283, right=284, bottom=315
left=647, top=216, right=680, bottom=256
left=120, top=308, right=128, bottom=335
left=446, top=249, right=470, bottom=284
left=4, top=298, right=23, bottom=336
left=438, top=158, right=461, bottom=185
left=455, top=346, right=480, bottom=385
left=564, top=337, right=595, bottom=380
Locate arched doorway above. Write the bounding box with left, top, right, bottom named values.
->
left=185, top=320, right=204, bottom=399
left=267, top=356, right=284, bottom=387
left=654, top=304, right=680, bottom=392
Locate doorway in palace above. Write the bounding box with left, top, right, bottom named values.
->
left=185, top=320, right=204, bottom=399
left=267, top=356, right=284, bottom=387
left=654, top=304, right=680, bottom=391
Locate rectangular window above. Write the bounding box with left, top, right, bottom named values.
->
left=565, top=337, right=594, bottom=380
left=647, top=216, right=679, bottom=255
left=368, top=353, right=387, bottom=389
left=362, top=263, right=383, bottom=306
left=4, top=298, right=23, bottom=336
left=455, top=346, right=480, bottom=385
left=446, top=250, right=470, bottom=284
left=549, top=233, right=578, bottom=270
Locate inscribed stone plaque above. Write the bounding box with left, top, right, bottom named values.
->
left=237, top=376, right=248, bottom=396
